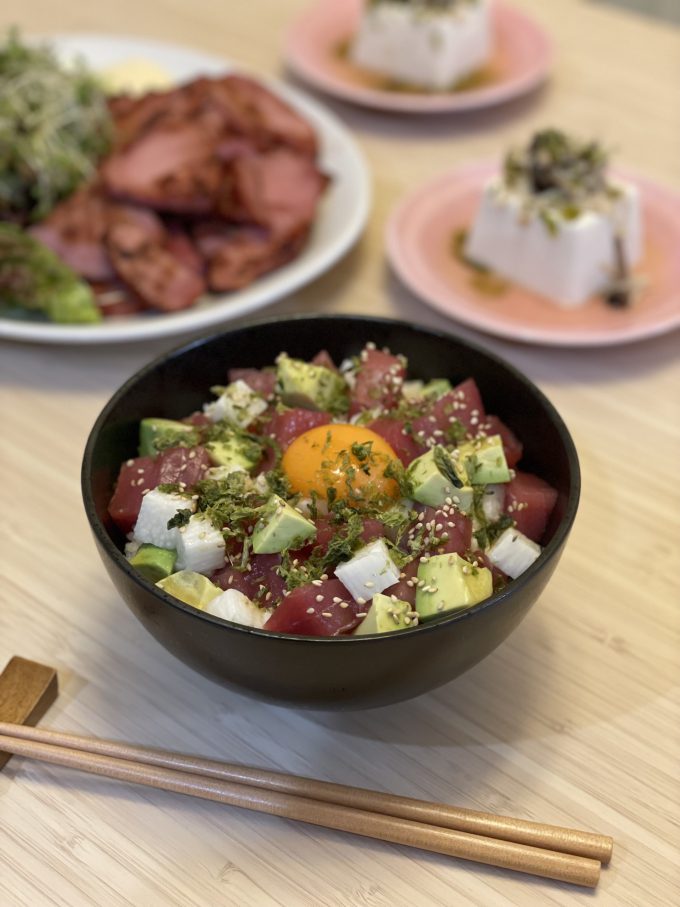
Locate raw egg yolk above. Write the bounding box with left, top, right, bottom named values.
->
left=281, top=424, right=400, bottom=507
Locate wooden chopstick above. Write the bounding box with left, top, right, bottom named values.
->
left=0, top=726, right=607, bottom=888
left=0, top=721, right=612, bottom=864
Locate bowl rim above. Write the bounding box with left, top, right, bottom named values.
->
left=82, top=313, right=581, bottom=644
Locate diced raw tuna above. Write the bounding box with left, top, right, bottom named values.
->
left=228, top=368, right=277, bottom=398
left=182, top=412, right=211, bottom=428
left=360, top=519, right=385, bottom=546
left=210, top=565, right=254, bottom=598
left=368, top=417, right=427, bottom=466
left=411, top=378, right=487, bottom=444
left=482, top=415, right=523, bottom=468
left=247, top=553, right=288, bottom=605
left=382, top=559, right=419, bottom=606
left=349, top=349, right=406, bottom=416
left=108, top=455, right=160, bottom=534
left=156, top=446, right=211, bottom=487
left=411, top=506, right=472, bottom=557
left=504, top=471, right=558, bottom=543
left=311, top=350, right=338, bottom=372
left=263, top=408, right=332, bottom=450
left=263, top=579, right=364, bottom=636
left=470, top=550, right=509, bottom=593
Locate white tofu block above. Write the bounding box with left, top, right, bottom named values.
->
left=466, top=178, right=643, bottom=307
left=132, top=489, right=196, bottom=550
left=175, top=515, right=226, bottom=574
left=481, top=483, right=506, bottom=522
left=203, top=380, right=268, bottom=428
left=205, top=588, right=271, bottom=629
left=486, top=527, right=540, bottom=579
left=350, top=0, right=491, bottom=91
left=334, top=538, right=401, bottom=602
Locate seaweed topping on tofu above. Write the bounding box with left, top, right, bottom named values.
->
left=108, top=347, right=558, bottom=635
left=500, top=128, right=627, bottom=239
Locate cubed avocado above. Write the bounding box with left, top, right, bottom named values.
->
left=353, top=593, right=418, bottom=635
left=205, top=434, right=261, bottom=470
left=415, top=553, right=492, bottom=620
left=252, top=495, right=317, bottom=554
left=402, top=379, right=452, bottom=403
left=276, top=354, right=347, bottom=411
left=421, top=378, right=452, bottom=399
left=458, top=435, right=510, bottom=484
left=129, top=543, right=177, bottom=582
left=139, top=418, right=198, bottom=457
left=406, top=446, right=473, bottom=511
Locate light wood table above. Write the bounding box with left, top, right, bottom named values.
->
left=1, top=2, right=679, bottom=904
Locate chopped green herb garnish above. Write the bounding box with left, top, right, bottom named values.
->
left=167, top=509, right=192, bottom=530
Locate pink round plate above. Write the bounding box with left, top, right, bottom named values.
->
left=284, top=0, right=553, bottom=113
left=386, top=161, right=680, bottom=346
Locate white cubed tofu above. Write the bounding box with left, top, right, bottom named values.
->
left=204, top=588, right=271, bottom=629
left=351, top=0, right=491, bottom=91
left=481, top=483, right=506, bottom=522
left=466, top=178, right=642, bottom=307
left=203, top=380, right=268, bottom=428
left=334, top=538, right=401, bottom=603
left=486, top=527, right=541, bottom=579
left=132, top=489, right=196, bottom=549
left=175, top=514, right=226, bottom=574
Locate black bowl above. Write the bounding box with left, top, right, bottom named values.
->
left=82, top=315, right=580, bottom=709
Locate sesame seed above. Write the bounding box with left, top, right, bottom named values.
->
left=339, top=601, right=349, bottom=608
left=306, top=607, right=315, bottom=614
left=356, top=612, right=367, bottom=618
left=321, top=612, right=332, bottom=618
left=364, top=580, right=375, bottom=589
left=357, top=597, right=367, bottom=605
left=312, top=579, right=323, bottom=587
left=315, top=594, right=324, bottom=602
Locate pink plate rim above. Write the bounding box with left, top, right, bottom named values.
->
left=283, top=0, right=553, bottom=114
left=386, top=160, right=680, bottom=347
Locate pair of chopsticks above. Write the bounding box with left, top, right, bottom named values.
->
left=0, top=721, right=611, bottom=888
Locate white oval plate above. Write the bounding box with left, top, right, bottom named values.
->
left=1, top=34, right=370, bottom=344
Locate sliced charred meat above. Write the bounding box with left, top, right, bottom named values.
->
left=29, top=185, right=115, bottom=282
left=106, top=206, right=206, bottom=311
left=228, top=148, right=328, bottom=235
left=100, top=107, right=227, bottom=214
left=91, top=281, right=148, bottom=318
left=194, top=221, right=308, bottom=292
left=219, top=74, right=319, bottom=157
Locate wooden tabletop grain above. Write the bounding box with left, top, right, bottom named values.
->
left=1, top=1, right=679, bottom=904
